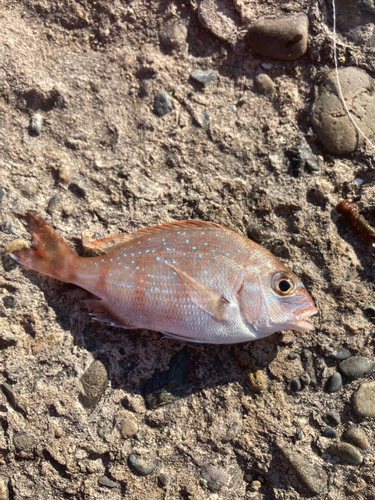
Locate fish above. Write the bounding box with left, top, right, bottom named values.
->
left=10, top=212, right=317, bottom=344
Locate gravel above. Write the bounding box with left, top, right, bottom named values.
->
left=190, top=70, right=217, bottom=88
left=128, top=454, right=160, bottom=476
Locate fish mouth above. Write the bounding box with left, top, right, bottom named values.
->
left=293, top=306, right=318, bottom=332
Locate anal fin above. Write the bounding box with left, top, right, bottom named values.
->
left=84, top=300, right=134, bottom=329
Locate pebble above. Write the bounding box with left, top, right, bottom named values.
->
left=21, top=179, right=39, bottom=198
left=158, top=473, right=168, bottom=487
left=300, top=373, right=310, bottom=388
left=73, top=133, right=87, bottom=141
left=325, top=372, right=343, bottom=393
left=69, top=180, right=88, bottom=198
left=250, top=480, right=261, bottom=491
left=144, top=346, right=189, bottom=409
left=13, top=432, right=35, bottom=453
left=153, top=91, right=173, bottom=117
left=190, top=70, right=217, bottom=88
left=329, top=349, right=351, bottom=361
left=247, top=14, right=309, bottom=61
left=327, top=442, right=363, bottom=465
left=0, top=186, right=4, bottom=203
left=47, top=194, right=62, bottom=215
left=286, top=143, right=319, bottom=177
left=311, top=67, right=375, bottom=155
left=79, top=360, right=108, bottom=409
left=322, top=428, right=338, bottom=439
left=54, top=427, right=64, bottom=438
left=1, top=383, right=23, bottom=413
left=93, top=208, right=108, bottom=223
left=0, top=478, right=8, bottom=500
left=364, top=306, right=375, bottom=321
left=3, top=296, right=15, bottom=309
left=322, top=410, right=340, bottom=427
left=288, top=352, right=299, bottom=360
left=295, top=428, right=304, bottom=441
left=246, top=222, right=272, bottom=244
left=261, top=61, right=273, bottom=70
left=58, top=165, right=70, bottom=183
left=1, top=220, right=16, bottom=234
left=98, top=476, right=118, bottom=488
left=339, top=356, right=374, bottom=380
left=121, top=419, right=138, bottom=439
left=291, top=378, right=302, bottom=392
left=198, top=0, right=238, bottom=46
left=3, top=239, right=29, bottom=272
left=352, top=381, right=375, bottom=417
left=159, top=22, right=188, bottom=52
left=29, top=113, right=43, bottom=136
left=234, top=347, right=251, bottom=367
left=281, top=447, right=327, bottom=495
left=247, top=367, right=267, bottom=392
left=342, top=426, right=370, bottom=450
left=254, top=73, right=275, bottom=97
left=128, top=454, right=160, bottom=476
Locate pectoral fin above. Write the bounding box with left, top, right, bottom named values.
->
left=166, top=263, right=233, bottom=321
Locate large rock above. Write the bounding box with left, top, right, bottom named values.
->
left=311, top=67, right=375, bottom=155
left=247, top=14, right=309, bottom=61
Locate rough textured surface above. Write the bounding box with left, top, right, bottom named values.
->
left=311, top=67, right=375, bottom=155
left=1, top=0, right=375, bottom=499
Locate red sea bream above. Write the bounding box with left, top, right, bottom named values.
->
left=10, top=212, right=317, bottom=344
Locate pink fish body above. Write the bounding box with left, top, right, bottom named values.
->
left=11, top=212, right=317, bottom=344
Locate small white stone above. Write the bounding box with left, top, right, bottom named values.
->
left=354, top=178, right=363, bottom=185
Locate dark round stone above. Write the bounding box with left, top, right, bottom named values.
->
left=322, top=428, right=338, bottom=439
left=291, top=378, right=302, bottom=392
left=325, top=372, right=342, bottom=393
left=322, top=410, right=340, bottom=427
left=153, top=91, right=173, bottom=117
left=339, top=356, right=374, bottom=380
left=328, top=349, right=351, bottom=361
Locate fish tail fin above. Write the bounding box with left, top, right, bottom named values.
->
left=10, top=211, right=79, bottom=283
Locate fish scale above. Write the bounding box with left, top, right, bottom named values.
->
left=10, top=213, right=317, bottom=344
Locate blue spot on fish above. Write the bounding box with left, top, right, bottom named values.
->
left=186, top=239, right=189, bottom=243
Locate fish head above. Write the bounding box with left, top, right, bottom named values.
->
left=238, top=264, right=317, bottom=337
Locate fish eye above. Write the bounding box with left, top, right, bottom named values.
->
left=271, top=271, right=296, bottom=296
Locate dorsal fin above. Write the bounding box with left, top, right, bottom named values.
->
left=86, top=220, right=232, bottom=253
